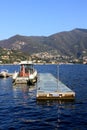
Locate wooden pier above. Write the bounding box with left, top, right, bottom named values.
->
left=36, top=73, right=75, bottom=100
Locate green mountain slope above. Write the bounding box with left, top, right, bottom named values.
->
left=0, top=28, right=87, bottom=58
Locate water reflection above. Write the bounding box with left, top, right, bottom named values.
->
left=12, top=84, right=29, bottom=107
left=13, top=84, right=36, bottom=92
left=13, top=84, right=36, bottom=102
left=13, top=84, right=29, bottom=93
left=37, top=99, right=75, bottom=129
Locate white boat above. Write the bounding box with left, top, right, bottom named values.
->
left=0, top=69, right=9, bottom=78
left=12, top=61, right=37, bottom=84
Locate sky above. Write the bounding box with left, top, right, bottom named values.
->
left=0, top=0, right=87, bottom=40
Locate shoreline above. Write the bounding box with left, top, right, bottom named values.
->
left=0, top=63, right=86, bottom=65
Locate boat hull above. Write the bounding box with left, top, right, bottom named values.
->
left=0, top=71, right=9, bottom=78
left=0, top=74, right=9, bottom=78
left=13, top=76, right=37, bottom=85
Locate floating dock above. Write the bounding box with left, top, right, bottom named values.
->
left=36, top=73, right=75, bottom=100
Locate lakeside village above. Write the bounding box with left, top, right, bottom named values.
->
left=0, top=48, right=87, bottom=64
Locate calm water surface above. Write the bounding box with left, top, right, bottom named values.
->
left=0, top=64, right=87, bottom=130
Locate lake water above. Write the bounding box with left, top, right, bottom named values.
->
left=0, top=64, right=87, bottom=130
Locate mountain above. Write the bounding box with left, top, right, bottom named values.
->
left=0, top=28, right=87, bottom=58
left=0, top=35, right=53, bottom=54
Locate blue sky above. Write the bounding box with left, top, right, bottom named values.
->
left=0, top=0, right=87, bottom=40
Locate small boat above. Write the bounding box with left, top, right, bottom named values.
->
left=12, top=61, right=37, bottom=85
left=0, top=69, right=9, bottom=78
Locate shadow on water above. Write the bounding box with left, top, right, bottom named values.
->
left=37, top=99, right=75, bottom=105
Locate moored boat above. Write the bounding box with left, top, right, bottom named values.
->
left=0, top=69, right=9, bottom=78
left=12, top=61, right=37, bottom=85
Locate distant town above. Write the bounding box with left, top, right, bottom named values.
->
left=0, top=48, right=87, bottom=64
